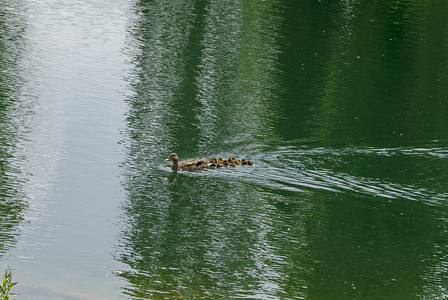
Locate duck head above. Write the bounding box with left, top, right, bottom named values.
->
left=165, top=153, right=179, bottom=162
left=165, top=153, right=180, bottom=170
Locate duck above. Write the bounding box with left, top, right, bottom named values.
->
left=241, top=158, right=254, bottom=165
left=165, top=153, right=208, bottom=171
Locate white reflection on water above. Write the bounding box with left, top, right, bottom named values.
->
left=1, top=0, right=132, bottom=298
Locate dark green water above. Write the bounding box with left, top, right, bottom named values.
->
left=1, top=0, right=447, bottom=299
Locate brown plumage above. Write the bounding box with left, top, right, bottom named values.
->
left=166, top=153, right=253, bottom=171
left=241, top=158, right=254, bottom=165
left=165, top=153, right=208, bottom=171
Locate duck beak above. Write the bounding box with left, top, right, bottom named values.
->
left=165, top=157, right=170, bottom=161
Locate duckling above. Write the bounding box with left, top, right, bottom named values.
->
left=241, top=158, right=254, bottom=165
left=223, top=159, right=229, bottom=166
left=227, top=157, right=241, bottom=166
left=209, top=158, right=217, bottom=166
left=211, top=161, right=224, bottom=168
left=165, top=153, right=208, bottom=171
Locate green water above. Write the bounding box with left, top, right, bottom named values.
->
left=1, top=0, right=448, bottom=299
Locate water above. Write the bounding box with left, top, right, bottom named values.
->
left=1, top=0, right=448, bottom=299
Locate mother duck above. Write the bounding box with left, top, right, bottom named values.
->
left=165, top=153, right=208, bottom=171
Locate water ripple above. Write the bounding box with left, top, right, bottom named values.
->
left=190, top=145, right=448, bottom=207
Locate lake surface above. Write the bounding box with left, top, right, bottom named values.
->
left=1, top=0, right=448, bottom=299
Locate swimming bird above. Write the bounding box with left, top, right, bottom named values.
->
left=166, top=153, right=253, bottom=171
left=241, top=158, right=254, bottom=165
left=228, top=157, right=242, bottom=165
left=165, top=153, right=208, bottom=171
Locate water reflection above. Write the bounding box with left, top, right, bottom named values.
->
left=0, top=0, right=31, bottom=256
left=0, top=0, right=77, bottom=256
left=119, top=174, right=286, bottom=298
left=120, top=0, right=295, bottom=297
left=119, top=0, right=448, bottom=299
left=120, top=143, right=448, bottom=298
left=1, top=0, right=130, bottom=297
left=194, top=0, right=284, bottom=153
left=315, top=0, right=448, bottom=146
left=124, top=0, right=203, bottom=162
